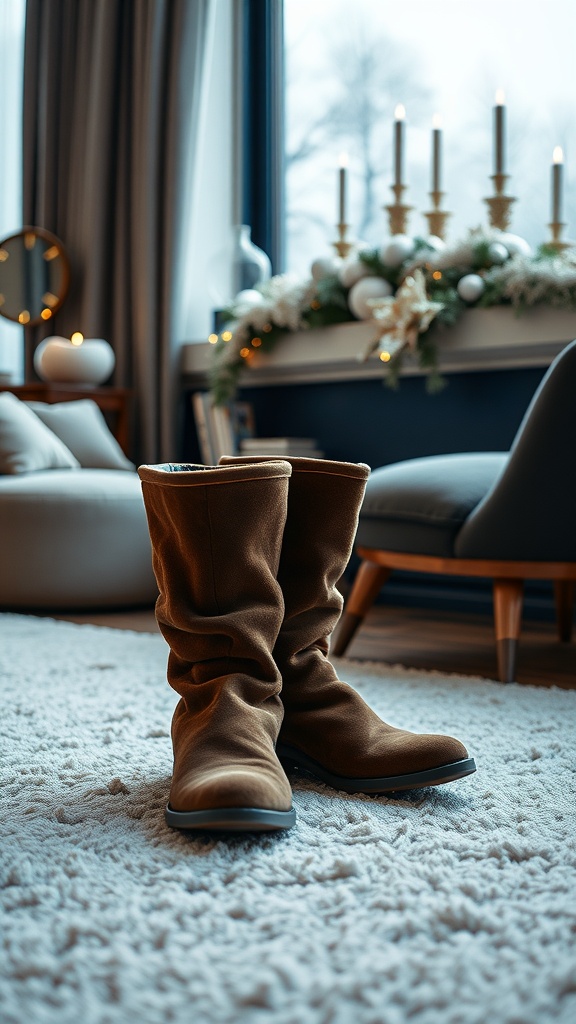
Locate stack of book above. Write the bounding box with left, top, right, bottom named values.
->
left=239, top=437, right=324, bottom=458
left=192, top=392, right=324, bottom=463
left=191, top=393, right=238, bottom=464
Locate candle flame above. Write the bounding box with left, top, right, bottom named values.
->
left=553, top=146, right=564, bottom=164
left=71, top=332, right=84, bottom=346
left=495, top=89, right=505, bottom=105
left=432, top=113, right=442, bottom=129
left=394, top=104, right=405, bottom=121
left=338, top=151, right=349, bottom=169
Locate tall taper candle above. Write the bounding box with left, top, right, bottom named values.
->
left=338, top=151, right=348, bottom=223
left=394, top=104, right=405, bottom=186
left=552, top=146, right=564, bottom=223
left=494, top=89, right=506, bottom=175
left=432, top=113, right=442, bottom=192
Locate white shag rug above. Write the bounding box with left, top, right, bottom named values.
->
left=1, top=614, right=575, bottom=1024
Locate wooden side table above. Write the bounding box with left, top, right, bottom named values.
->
left=0, top=383, right=132, bottom=455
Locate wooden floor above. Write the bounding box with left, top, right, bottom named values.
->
left=54, top=605, right=576, bottom=690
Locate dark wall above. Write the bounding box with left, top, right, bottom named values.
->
left=237, top=366, right=546, bottom=468
left=183, top=364, right=561, bottom=621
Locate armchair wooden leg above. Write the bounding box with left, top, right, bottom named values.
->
left=554, top=580, right=574, bottom=643
left=332, top=560, right=390, bottom=656
left=493, top=578, right=524, bottom=683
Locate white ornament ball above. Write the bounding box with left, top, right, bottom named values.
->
left=379, top=235, right=416, bottom=268
left=234, top=289, right=264, bottom=308
left=424, top=235, right=447, bottom=253
left=496, top=233, right=532, bottom=257
left=487, top=241, right=509, bottom=265
left=338, top=257, right=372, bottom=289
left=457, top=274, right=485, bottom=303
left=348, top=276, right=393, bottom=320
left=310, top=256, right=341, bottom=282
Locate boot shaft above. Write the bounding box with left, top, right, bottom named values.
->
left=138, top=461, right=292, bottom=703
left=219, top=456, right=369, bottom=642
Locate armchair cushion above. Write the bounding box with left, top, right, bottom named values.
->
left=356, top=453, right=507, bottom=557
left=0, top=392, right=79, bottom=475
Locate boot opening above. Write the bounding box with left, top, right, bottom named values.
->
left=156, top=463, right=210, bottom=473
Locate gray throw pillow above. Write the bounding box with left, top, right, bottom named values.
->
left=0, top=392, right=80, bottom=474
left=28, top=399, right=135, bottom=471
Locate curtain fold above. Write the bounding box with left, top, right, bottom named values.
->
left=23, top=0, right=212, bottom=461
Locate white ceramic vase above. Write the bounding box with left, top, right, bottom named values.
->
left=233, top=225, right=272, bottom=293
left=34, top=337, right=115, bottom=385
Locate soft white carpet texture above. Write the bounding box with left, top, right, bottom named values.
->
left=1, top=615, right=575, bottom=1024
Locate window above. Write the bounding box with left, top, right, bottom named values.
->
left=284, top=0, right=576, bottom=274
left=0, top=0, right=26, bottom=380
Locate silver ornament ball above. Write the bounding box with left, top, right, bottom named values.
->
left=457, top=273, right=485, bottom=303
left=487, top=241, right=509, bottom=265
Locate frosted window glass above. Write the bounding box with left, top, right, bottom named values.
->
left=284, top=0, right=576, bottom=274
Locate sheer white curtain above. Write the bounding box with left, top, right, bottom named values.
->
left=0, top=0, right=25, bottom=381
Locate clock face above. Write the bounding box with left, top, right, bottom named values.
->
left=0, top=227, right=70, bottom=327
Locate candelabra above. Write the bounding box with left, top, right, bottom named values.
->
left=423, top=190, right=451, bottom=241
left=384, top=184, right=412, bottom=236
left=332, top=222, right=353, bottom=259
left=547, top=220, right=571, bottom=252
left=484, top=173, right=516, bottom=230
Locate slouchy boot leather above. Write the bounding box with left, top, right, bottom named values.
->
left=221, top=456, right=476, bottom=793
left=138, top=461, right=296, bottom=831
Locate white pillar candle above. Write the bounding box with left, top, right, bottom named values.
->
left=552, top=146, right=564, bottom=223
left=394, top=104, right=405, bottom=187
left=432, top=113, right=442, bottom=192
left=338, top=151, right=349, bottom=223
left=494, top=89, right=506, bottom=175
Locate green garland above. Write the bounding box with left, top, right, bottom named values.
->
left=210, top=235, right=576, bottom=405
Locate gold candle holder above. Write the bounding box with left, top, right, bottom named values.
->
left=384, top=183, right=412, bottom=236
left=547, top=221, right=571, bottom=252
left=423, top=190, right=451, bottom=240
left=484, top=173, right=516, bottom=231
left=332, top=223, right=353, bottom=258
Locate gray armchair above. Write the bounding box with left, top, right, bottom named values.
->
left=333, top=339, right=576, bottom=682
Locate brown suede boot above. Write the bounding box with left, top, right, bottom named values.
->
left=220, top=456, right=476, bottom=793
left=138, top=461, right=296, bottom=831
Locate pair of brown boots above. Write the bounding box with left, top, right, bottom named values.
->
left=138, top=456, right=475, bottom=832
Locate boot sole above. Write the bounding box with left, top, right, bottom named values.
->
left=165, top=805, right=297, bottom=832
left=277, top=743, right=477, bottom=793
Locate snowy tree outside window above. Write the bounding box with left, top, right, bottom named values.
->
left=284, top=0, right=576, bottom=274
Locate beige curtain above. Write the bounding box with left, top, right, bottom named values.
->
left=23, top=0, right=212, bottom=461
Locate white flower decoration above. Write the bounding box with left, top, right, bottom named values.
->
left=364, top=269, right=444, bottom=360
